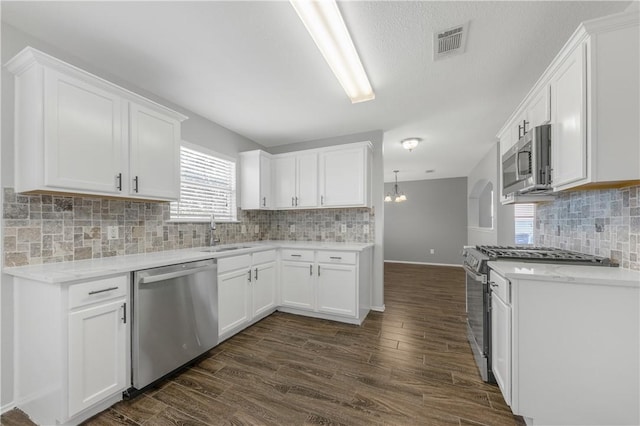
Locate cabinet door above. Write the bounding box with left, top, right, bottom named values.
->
left=317, top=264, right=357, bottom=317
left=129, top=103, right=180, bottom=200
left=218, top=269, right=251, bottom=336
left=68, top=299, right=127, bottom=416
left=44, top=69, right=124, bottom=194
left=280, top=261, right=315, bottom=310
left=252, top=261, right=277, bottom=317
left=319, top=146, right=366, bottom=207
left=491, top=292, right=512, bottom=407
left=259, top=153, right=272, bottom=209
left=551, top=44, right=587, bottom=188
left=273, top=156, right=297, bottom=208
left=296, top=152, right=318, bottom=207
left=528, top=85, right=551, bottom=128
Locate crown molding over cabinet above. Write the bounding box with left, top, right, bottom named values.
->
left=5, top=47, right=187, bottom=201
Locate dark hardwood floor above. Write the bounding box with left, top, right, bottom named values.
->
left=2, top=263, right=524, bottom=425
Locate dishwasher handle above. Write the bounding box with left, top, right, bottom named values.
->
left=139, top=264, right=216, bottom=284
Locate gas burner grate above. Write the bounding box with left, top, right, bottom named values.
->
left=475, top=245, right=615, bottom=266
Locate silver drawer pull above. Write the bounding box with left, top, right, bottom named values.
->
left=88, top=286, right=119, bottom=295
left=291, top=254, right=302, bottom=257
left=329, top=256, right=342, bottom=260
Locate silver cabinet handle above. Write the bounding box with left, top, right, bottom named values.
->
left=88, top=286, right=119, bottom=295
left=321, top=195, right=324, bottom=205
left=318, top=265, right=321, bottom=276
left=254, top=267, right=258, bottom=280
left=122, top=302, right=127, bottom=324
left=329, top=256, right=342, bottom=260
left=133, top=176, right=139, bottom=193
left=248, top=269, right=252, bottom=283
left=262, top=197, right=266, bottom=207
left=291, top=254, right=302, bottom=257
left=310, top=264, right=313, bottom=275
left=292, top=197, right=295, bottom=206
left=490, top=282, right=498, bottom=288
left=295, top=196, right=298, bottom=206
left=115, top=173, right=122, bottom=191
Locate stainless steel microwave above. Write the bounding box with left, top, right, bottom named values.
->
left=502, top=124, right=552, bottom=196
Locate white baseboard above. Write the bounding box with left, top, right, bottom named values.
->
left=384, top=260, right=463, bottom=268
left=1, top=402, right=15, bottom=415
left=370, top=305, right=385, bottom=312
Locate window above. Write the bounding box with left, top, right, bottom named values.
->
left=170, top=143, right=237, bottom=222
left=514, top=203, right=535, bottom=245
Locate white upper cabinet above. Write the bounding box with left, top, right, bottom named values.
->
left=241, top=142, right=371, bottom=210
left=272, top=155, right=298, bottom=208
left=239, top=150, right=272, bottom=209
left=497, top=11, right=640, bottom=194
left=6, top=47, right=187, bottom=201
left=550, top=45, right=587, bottom=188
left=319, top=143, right=371, bottom=208
left=129, top=102, right=181, bottom=199
left=272, top=152, right=318, bottom=209
left=43, top=68, right=125, bottom=194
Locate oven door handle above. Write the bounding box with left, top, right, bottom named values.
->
left=463, top=265, right=487, bottom=284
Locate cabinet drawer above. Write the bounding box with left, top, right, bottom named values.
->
left=281, top=249, right=314, bottom=262
left=218, top=254, right=252, bottom=274
left=69, top=275, right=127, bottom=309
left=252, top=250, right=276, bottom=265
left=489, top=270, right=510, bottom=304
left=317, top=251, right=356, bottom=265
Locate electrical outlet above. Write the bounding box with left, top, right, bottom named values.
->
left=241, top=225, right=247, bottom=234
left=290, top=224, right=295, bottom=233
left=340, top=224, right=347, bottom=233
left=107, top=226, right=118, bottom=240
left=254, top=225, right=259, bottom=234
left=430, top=249, right=435, bottom=254
left=363, top=224, right=370, bottom=234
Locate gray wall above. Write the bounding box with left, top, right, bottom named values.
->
left=268, top=130, right=385, bottom=311
left=467, top=143, right=515, bottom=246
left=384, top=177, right=467, bottom=265
left=0, top=23, right=263, bottom=409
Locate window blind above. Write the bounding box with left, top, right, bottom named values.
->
left=170, top=145, right=237, bottom=221
left=514, top=203, right=535, bottom=244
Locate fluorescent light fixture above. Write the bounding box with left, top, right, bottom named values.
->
left=290, top=0, right=375, bottom=103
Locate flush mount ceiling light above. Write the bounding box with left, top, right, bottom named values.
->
left=401, top=138, right=421, bottom=151
left=385, top=170, right=407, bottom=203
left=290, top=0, right=375, bottom=103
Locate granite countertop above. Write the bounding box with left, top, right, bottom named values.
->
left=488, top=260, right=640, bottom=288
left=3, top=240, right=374, bottom=284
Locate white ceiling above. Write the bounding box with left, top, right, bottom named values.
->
left=1, top=1, right=630, bottom=182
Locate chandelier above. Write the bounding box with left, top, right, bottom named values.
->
left=385, top=170, right=407, bottom=202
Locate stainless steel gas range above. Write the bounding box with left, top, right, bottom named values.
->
left=462, top=245, right=615, bottom=383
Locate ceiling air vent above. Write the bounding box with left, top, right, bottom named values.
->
left=433, top=23, right=468, bottom=60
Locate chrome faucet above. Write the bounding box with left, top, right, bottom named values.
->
left=210, top=214, right=220, bottom=246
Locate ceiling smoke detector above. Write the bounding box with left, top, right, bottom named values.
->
left=433, top=22, right=468, bottom=60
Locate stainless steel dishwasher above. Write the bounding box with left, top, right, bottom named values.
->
left=132, top=259, right=218, bottom=390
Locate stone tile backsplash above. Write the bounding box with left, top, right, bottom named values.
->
left=534, top=185, right=640, bottom=270
left=3, top=188, right=374, bottom=267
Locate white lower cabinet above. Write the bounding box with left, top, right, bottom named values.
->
left=13, top=274, right=129, bottom=425
left=68, top=299, right=127, bottom=417
left=489, top=270, right=511, bottom=407
left=217, top=250, right=277, bottom=341
left=317, top=263, right=356, bottom=317
left=279, top=248, right=371, bottom=325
